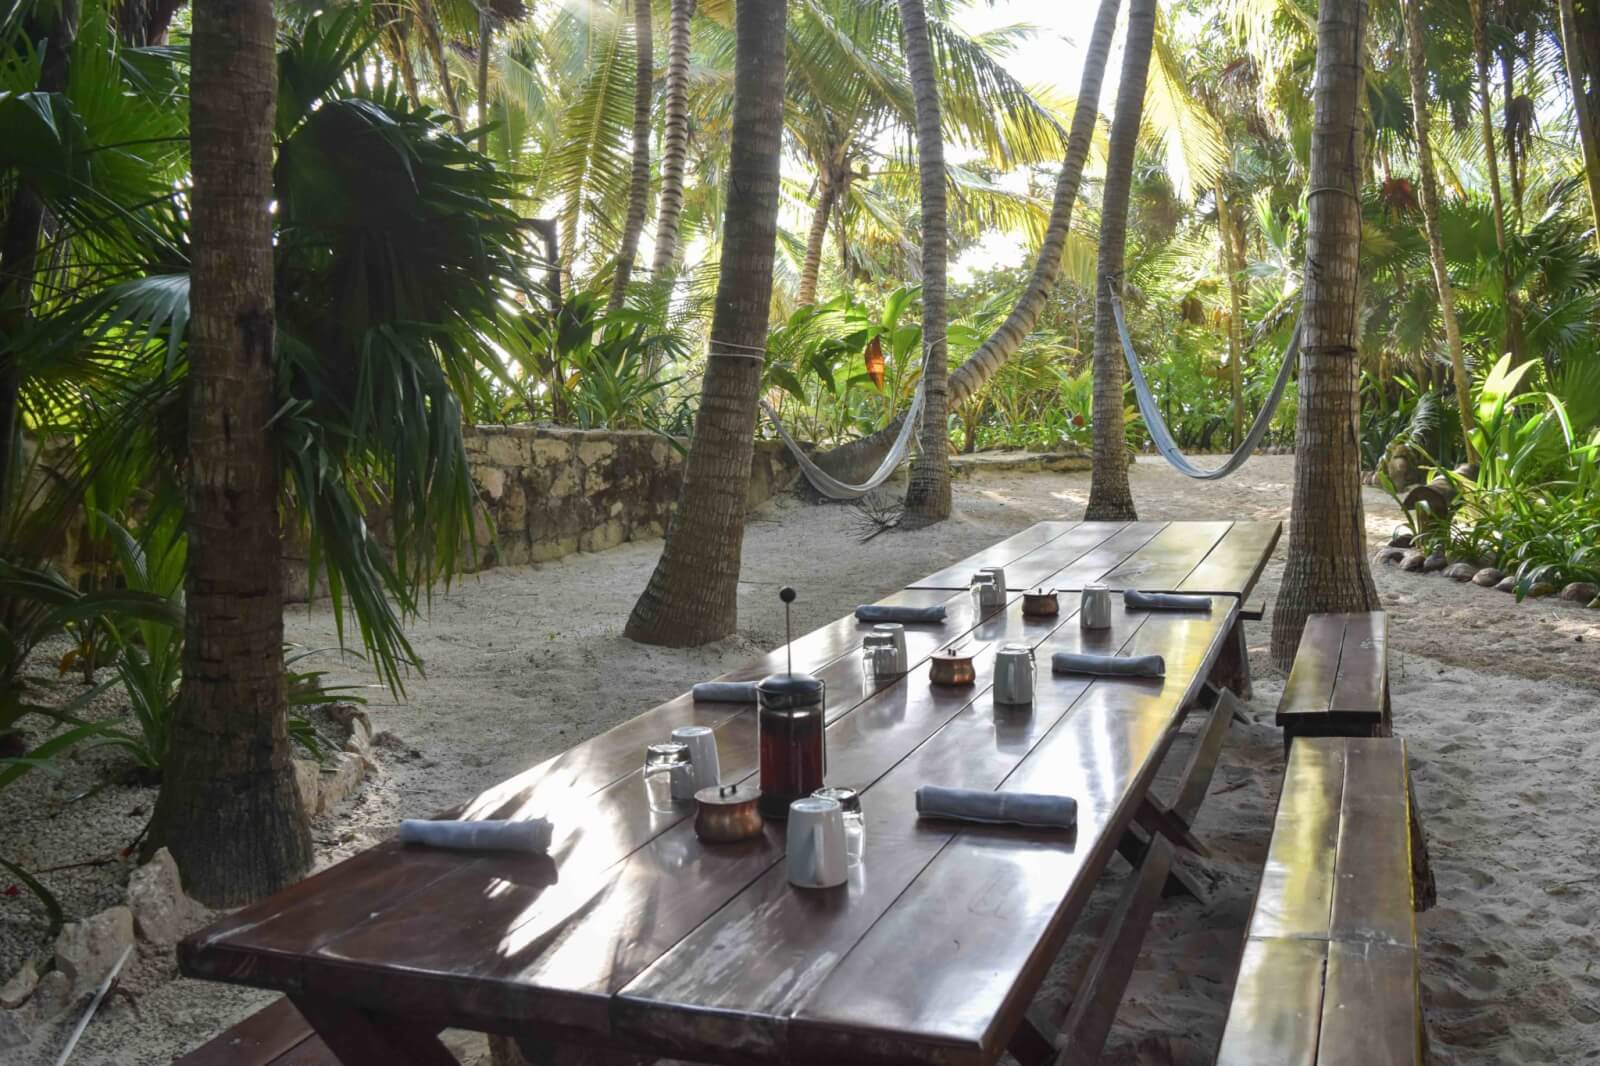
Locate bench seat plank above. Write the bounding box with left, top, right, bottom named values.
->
left=1330, top=738, right=1415, bottom=946
left=1248, top=738, right=1344, bottom=940
left=1214, top=937, right=1326, bottom=1066
left=1277, top=613, right=1390, bottom=741
left=1318, top=940, right=1425, bottom=1066
left=1327, top=613, right=1388, bottom=717
left=174, top=998, right=328, bottom=1066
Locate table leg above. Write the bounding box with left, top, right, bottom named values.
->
left=290, top=995, right=459, bottom=1066
left=1205, top=615, right=1252, bottom=700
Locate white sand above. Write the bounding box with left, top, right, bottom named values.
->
left=4, top=455, right=1599, bottom=1065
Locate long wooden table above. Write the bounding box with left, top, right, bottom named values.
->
left=180, top=522, right=1279, bottom=1066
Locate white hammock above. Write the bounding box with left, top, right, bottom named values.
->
left=1108, top=285, right=1299, bottom=480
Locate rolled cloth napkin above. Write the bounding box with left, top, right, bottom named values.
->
left=398, top=818, right=553, bottom=853
left=1123, top=590, right=1212, bottom=612
left=691, top=681, right=759, bottom=702
left=1051, top=651, right=1166, bottom=678
left=855, top=604, right=947, bottom=624
left=915, top=786, right=1076, bottom=829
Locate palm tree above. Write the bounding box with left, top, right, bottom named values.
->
left=1469, top=0, right=1523, bottom=365
left=1270, top=0, right=1379, bottom=669
left=609, top=0, right=654, bottom=313
left=650, top=0, right=695, bottom=281
left=822, top=0, right=1122, bottom=480
left=1558, top=0, right=1600, bottom=246
left=1085, top=0, right=1158, bottom=522
left=149, top=0, right=313, bottom=904
left=1402, top=0, right=1476, bottom=460
left=897, top=0, right=950, bottom=527
left=624, top=0, right=785, bottom=647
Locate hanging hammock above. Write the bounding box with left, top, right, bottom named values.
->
left=1107, top=283, right=1300, bottom=481
left=711, top=339, right=930, bottom=501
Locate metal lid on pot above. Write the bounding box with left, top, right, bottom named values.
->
left=758, top=671, right=824, bottom=707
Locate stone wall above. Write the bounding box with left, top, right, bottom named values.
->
left=462, top=426, right=800, bottom=568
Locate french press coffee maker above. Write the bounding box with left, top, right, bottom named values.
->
left=758, top=587, right=827, bottom=819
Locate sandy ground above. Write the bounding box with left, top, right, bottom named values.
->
left=3, top=455, right=1599, bottom=1065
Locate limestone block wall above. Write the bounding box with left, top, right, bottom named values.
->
left=462, top=426, right=800, bottom=568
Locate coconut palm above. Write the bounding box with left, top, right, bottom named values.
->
left=896, top=0, right=950, bottom=527
left=651, top=0, right=695, bottom=280
left=608, top=0, right=653, bottom=313
left=1402, top=0, right=1477, bottom=459
left=625, top=0, right=785, bottom=646
left=1270, top=0, right=1381, bottom=668
left=148, top=0, right=313, bottom=905
left=1086, top=0, right=1158, bottom=522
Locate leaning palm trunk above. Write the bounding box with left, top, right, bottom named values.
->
left=945, top=0, right=1121, bottom=410
left=797, top=175, right=835, bottom=307
left=1217, top=185, right=1246, bottom=449
left=476, top=2, right=492, bottom=155
left=149, top=0, right=313, bottom=905
left=897, top=0, right=951, bottom=527
left=1085, top=0, right=1157, bottom=522
left=649, top=0, right=694, bottom=283
left=1470, top=0, right=1523, bottom=365
left=609, top=0, right=654, bottom=314
left=416, top=0, right=463, bottom=133
left=1558, top=0, right=1600, bottom=247
left=1403, top=0, right=1477, bottom=461
left=1270, top=0, right=1380, bottom=669
left=624, top=0, right=785, bottom=647
left=809, top=0, right=1120, bottom=483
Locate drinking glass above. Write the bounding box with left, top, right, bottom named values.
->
left=813, top=786, right=864, bottom=867
left=644, top=742, right=691, bottom=813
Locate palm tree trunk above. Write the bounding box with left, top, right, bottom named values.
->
left=417, top=0, right=464, bottom=134
left=1270, top=0, right=1380, bottom=670
left=609, top=0, right=655, bottom=314
left=1558, top=0, right=1600, bottom=246
left=897, top=0, right=951, bottom=527
left=1471, top=0, right=1523, bottom=365
left=624, top=0, right=785, bottom=647
left=1404, top=0, right=1477, bottom=460
left=797, top=174, right=835, bottom=306
left=392, top=26, right=422, bottom=106
left=0, top=0, right=78, bottom=519
left=1217, top=185, right=1245, bottom=449
left=148, top=0, right=312, bottom=905
left=1085, top=0, right=1157, bottom=522
left=650, top=0, right=694, bottom=282
left=476, top=2, right=492, bottom=155
left=1502, top=51, right=1523, bottom=218
left=945, top=0, right=1121, bottom=410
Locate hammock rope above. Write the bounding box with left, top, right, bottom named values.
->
left=1108, top=284, right=1300, bottom=481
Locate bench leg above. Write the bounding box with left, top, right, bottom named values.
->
left=290, top=996, right=458, bottom=1066
left=1408, top=771, right=1438, bottom=912
left=1051, top=837, right=1174, bottom=1066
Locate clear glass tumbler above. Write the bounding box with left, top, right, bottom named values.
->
left=644, top=742, right=691, bottom=813
left=813, top=786, right=864, bottom=866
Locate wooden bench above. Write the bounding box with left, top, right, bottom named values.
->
left=1215, top=736, right=1427, bottom=1065
left=1276, top=611, right=1389, bottom=752
left=174, top=998, right=333, bottom=1066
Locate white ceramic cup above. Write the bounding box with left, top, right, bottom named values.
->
left=993, top=642, right=1036, bottom=705
left=670, top=725, right=721, bottom=799
left=787, top=797, right=848, bottom=888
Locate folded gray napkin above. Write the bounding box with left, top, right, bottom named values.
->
left=398, top=818, right=553, bottom=853
left=856, top=604, right=947, bottom=624
left=691, top=681, right=759, bottom=702
left=1051, top=651, right=1166, bottom=677
left=915, top=786, right=1076, bottom=828
left=1123, top=590, right=1212, bottom=612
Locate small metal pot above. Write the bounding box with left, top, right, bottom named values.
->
left=929, top=644, right=977, bottom=686
left=1021, top=588, right=1059, bottom=617
left=694, top=783, right=765, bottom=843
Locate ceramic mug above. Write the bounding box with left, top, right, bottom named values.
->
left=993, top=642, right=1036, bottom=705
left=786, top=796, right=848, bottom=888
left=1080, top=584, right=1113, bottom=631
left=670, top=725, right=721, bottom=799
left=979, top=566, right=1008, bottom=598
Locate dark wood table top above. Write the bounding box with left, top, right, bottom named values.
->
left=181, top=526, right=1252, bottom=1066
left=908, top=519, right=1281, bottom=599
